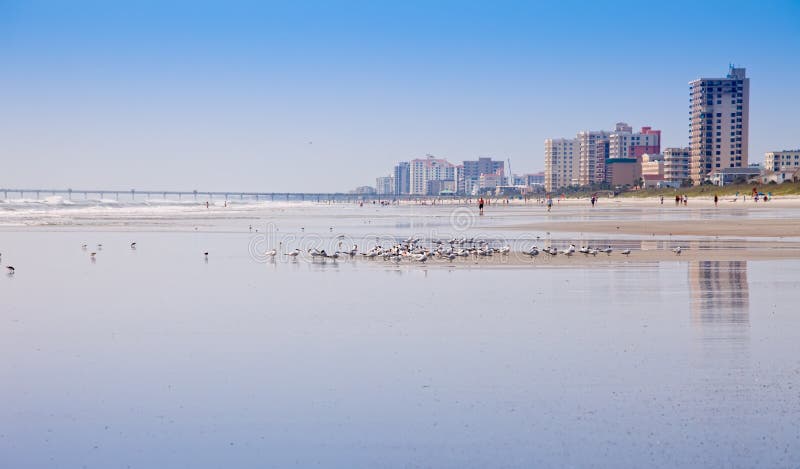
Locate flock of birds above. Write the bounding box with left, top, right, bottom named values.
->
left=1, top=234, right=685, bottom=274
left=258, top=236, right=685, bottom=264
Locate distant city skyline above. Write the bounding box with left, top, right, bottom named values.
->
left=1, top=0, right=799, bottom=192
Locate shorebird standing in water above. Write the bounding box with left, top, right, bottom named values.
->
left=6, top=265, right=15, bottom=274
left=130, top=242, right=137, bottom=249
left=672, top=246, right=682, bottom=255
left=621, top=249, right=631, bottom=256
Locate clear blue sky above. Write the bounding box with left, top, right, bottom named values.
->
left=1, top=0, right=799, bottom=192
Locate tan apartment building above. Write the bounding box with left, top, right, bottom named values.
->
left=663, top=147, right=691, bottom=186
left=688, top=66, right=750, bottom=184
left=640, top=153, right=665, bottom=176
left=765, top=150, right=800, bottom=172
left=544, top=138, right=579, bottom=192
left=577, top=130, right=611, bottom=186
left=609, top=122, right=661, bottom=160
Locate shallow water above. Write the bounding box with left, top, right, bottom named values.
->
left=1, top=204, right=799, bottom=468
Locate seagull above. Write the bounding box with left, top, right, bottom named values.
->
left=6, top=266, right=15, bottom=274
left=672, top=246, right=682, bottom=255
left=90, top=252, right=97, bottom=258
left=97, top=244, right=103, bottom=250
left=286, top=249, right=301, bottom=257
left=265, top=249, right=278, bottom=257
left=130, top=242, right=137, bottom=249
left=204, top=252, right=209, bottom=258
left=621, top=249, right=631, bottom=256
left=81, top=244, right=88, bottom=250
left=603, top=245, right=613, bottom=254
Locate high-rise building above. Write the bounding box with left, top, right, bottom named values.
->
left=544, top=138, right=579, bottom=192
left=689, top=66, right=750, bottom=184
left=375, top=176, right=394, bottom=195
left=595, top=139, right=610, bottom=184
left=764, top=150, right=800, bottom=172
left=393, top=162, right=411, bottom=195
left=409, top=155, right=456, bottom=195
left=461, top=157, right=504, bottom=195
left=577, top=130, right=611, bottom=185
left=525, top=172, right=545, bottom=187
left=663, top=147, right=691, bottom=185
left=478, top=172, right=503, bottom=191
left=609, top=123, right=661, bottom=161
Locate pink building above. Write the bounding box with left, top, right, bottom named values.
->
left=632, top=127, right=662, bottom=160
left=609, top=123, right=661, bottom=162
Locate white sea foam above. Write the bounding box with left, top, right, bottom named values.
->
left=0, top=196, right=328, bottom=227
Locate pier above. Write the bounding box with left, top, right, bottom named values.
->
left=0, top=188, right=469, bottom=203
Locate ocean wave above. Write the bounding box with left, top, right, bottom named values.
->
left=0, top=197, right=329, bottom=226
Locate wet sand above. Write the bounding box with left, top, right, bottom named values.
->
left=348, top=241, right=800, bottom=270
left=3, top=202, right=800, bottom=467
left=508, top=217, right=800, bottom=239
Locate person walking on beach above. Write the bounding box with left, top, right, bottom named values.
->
left=675, top=194, right=680, bottom=206
left=478, top=197, right=484, bottom=215
left=546, top=197, right=553, bottom=212
left=660, top=195, right=664, bottom=205
left=714, top=194, right=719, bottom=207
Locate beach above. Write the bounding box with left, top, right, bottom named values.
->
left=2, top=196, right=800, bottom=467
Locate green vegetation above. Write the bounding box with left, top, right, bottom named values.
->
left=552, top=181, right=800, bottom=199
left=621, top=181, right=800, bottom=198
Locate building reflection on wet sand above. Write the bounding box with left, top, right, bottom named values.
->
left=689, top=260, right=749, bottom=324
left=688, top=260, right=750, bottom=364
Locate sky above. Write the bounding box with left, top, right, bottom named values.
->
left=1, top=0, right=799, bottom=192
